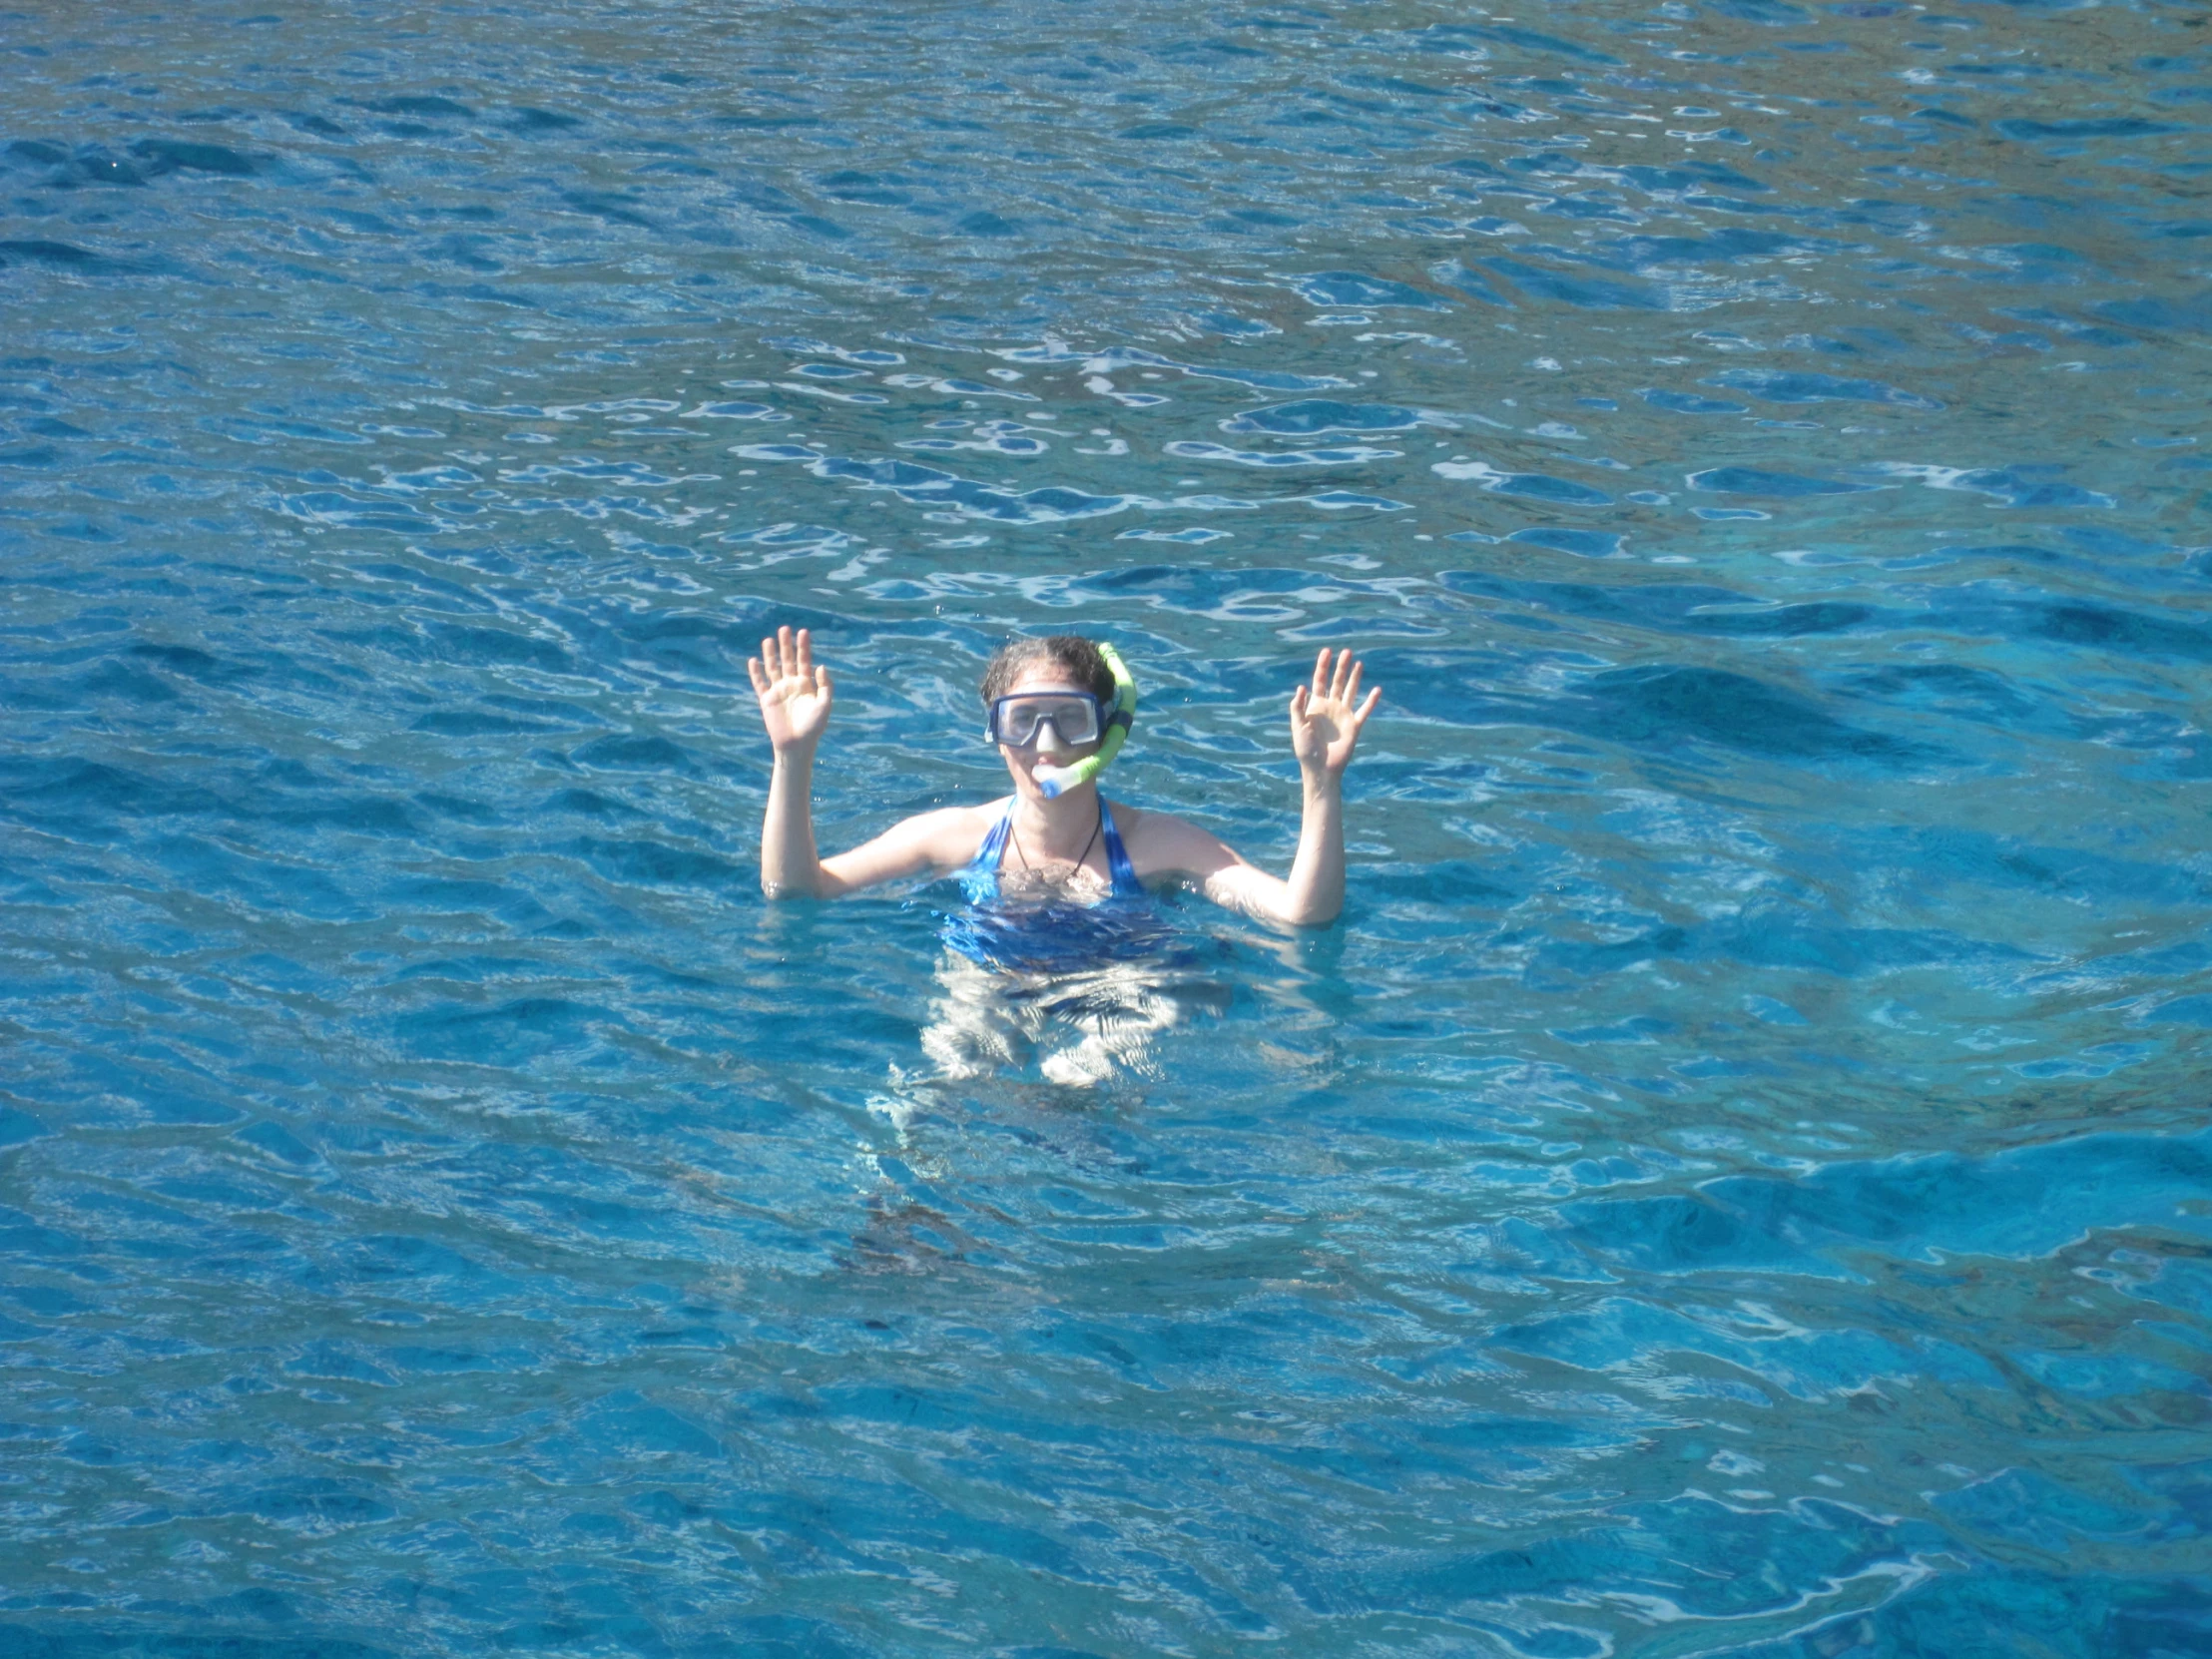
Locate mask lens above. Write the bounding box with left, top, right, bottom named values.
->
left=991, top=695, right=1100, bottom=747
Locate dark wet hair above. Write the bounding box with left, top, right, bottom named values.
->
left=979, top=635, right=1116, bottom=706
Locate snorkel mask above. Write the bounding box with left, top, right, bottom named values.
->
left=1029, top=642, right=1137, bottom=800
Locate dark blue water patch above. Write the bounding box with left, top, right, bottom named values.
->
left=1184, top=309, right=1277, bottom=337
left=3, top=143, right=165, bottom=190
left=0, top=1109, right=49, bottom=1150
left=1639, top=387, right=1750, bottom=414
left=2094, top=291, right=2212, bottom=338
left=301, top=1233, right=525, bottom=1307
left=0, top=755, right=220, bottom=830
left=411, top=708, right=572, bottom=737
left=384, top=952, right=556, bottom=986
left=2026, top=599, right=2212, bottom=663
left=1363, top=861, right=1520, bottom=907
left=510, top=106, right=584, bottom=133
left=560, top=189, right=655, bottom=229
left=574, top=1389, right=724, bottom=1458
left=1379, top=653, right=1937, bottom=772
left=1906, top=465, right=2116, bottom=509
left=568, top=733, right=704, bottom=776
left=235, top=1121, right=319, bottom=1168
left=1711, top=0, right=1814, bottom=22
left=63, top=659, right=186, bottom=707
left=1739, top=1566, right=2212, bottom=1659
left=128, top=139, right=262, bottom=178
left=351, top=95, right=477, bottom=121
left=1835, top=663, right=2059, bottom=735
left=1569, top=1131, right=2212, bottom=1280
left=551, top=835, right=746, bottom=889
left=1433, top=462, right=1613, bottom=506
left=1222, top=400, right=1421, bottom=434
left=391, top=996, right=620, bottom=1063
left=1875, top=824, right=2212, bottom=907
left=1503, top=529, right=1627, bottom=558
left=1527, top=908, right=2028, bottom=985
left=1476, top=258, right=1669, bottom=310
left=1937, top=541, right=2066, bottom=566
left=1564, top=1193, right=1848, bottom=1277
left=1996, top=118, right=2185, bottom=142
left=412, top=623, right=576, bottom=678
left=1573, top=665, right=1936, bottom=767
left=1688, top=467, right=1881, bottom=497
left=1704, top=367, right=1942, bottom=409
left=1439, top=570, right=1890, bottom=637
left=1588, top=226, right=1861, bottom=276
left=0, top=1628, right=397, bottom=1659
left=1359, top=1495, right=1944, bottom=1621
left=1454, top=23, right=1622, bottom=65
left=1289, top=272, right=1450, bottom=309
left=742, top=445, right=1137, bottom=524
left=0, top=240, right=156, bottom=276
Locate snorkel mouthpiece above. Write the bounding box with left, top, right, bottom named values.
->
left=1034, top=643, right=1136, bottom=799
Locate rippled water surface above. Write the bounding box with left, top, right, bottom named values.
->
left=4, top=0, right=2211, bottom=1652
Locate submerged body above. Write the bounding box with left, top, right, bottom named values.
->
left=932, top=790, right=1199, bottom=1082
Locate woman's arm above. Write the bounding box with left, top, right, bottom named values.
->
left=751, top=626, right=837, bottom=897
left=749, top=627, right=984, bottom=899
left=1134, top=648, right=1380, bottom=927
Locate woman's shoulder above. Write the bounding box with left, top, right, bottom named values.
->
left=1105, top=798, right=1190, bottom=838
left=895, top=798, right=1008, bottom=863
left=1107, top=799, right=1238, bottom=873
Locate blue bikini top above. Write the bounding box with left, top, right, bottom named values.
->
left=943, top=797, right=1159, bottom=971
left=957, top=797, right=1144, bottom=904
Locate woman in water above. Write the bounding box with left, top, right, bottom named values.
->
left=749, top=627, right=1379, bottom=1083
left=748, top=626, right=1380, bottom=925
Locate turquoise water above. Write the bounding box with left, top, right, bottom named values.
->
left=3, top=0, right=2211, bottom=1651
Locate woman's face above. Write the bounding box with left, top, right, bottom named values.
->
left=996, top=660, right=1101, bottom=797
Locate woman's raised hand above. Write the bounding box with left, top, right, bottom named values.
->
left=749, top=625, right=833, bottom=755
left=1289, top=647, right=1381, bottom=780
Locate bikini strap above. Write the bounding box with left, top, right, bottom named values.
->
left=959, top=798, right=1016, bottom=900
left=1098, top=800, right=1143, bottom=896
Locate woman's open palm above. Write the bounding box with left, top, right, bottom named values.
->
left=749, top=625, right=832, bottom=754
left=1289, top=647, right=1381, bottom=778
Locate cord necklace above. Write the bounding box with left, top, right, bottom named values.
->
left=1011, top=804, right=1103, bottom=886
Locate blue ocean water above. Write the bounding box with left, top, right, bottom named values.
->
left=3, top=0, right=2210, bottom=1651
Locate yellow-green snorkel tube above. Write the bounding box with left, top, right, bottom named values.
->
left=1034, top=643, right=1137, bottom=799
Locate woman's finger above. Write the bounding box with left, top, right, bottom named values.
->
left=814, top=665, right=832, bottom=701
left=1354, top=686, right=1382, bottom=726
left=1289, top=684, right=1309, bottom=722
left=760, top=636, right=778, bottom=679
left=1311, top=648, right=1330, bottom=698
left=796, top=627, right=813, bottom=677
left=1329, top=650, right=1352, bottom=702
left=1341, top=658, right=1364, bottom=707
left=747, top=656, right=769, bottom=696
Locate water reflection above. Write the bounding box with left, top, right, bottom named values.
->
left=920, top=947, right=1232, bottom=1086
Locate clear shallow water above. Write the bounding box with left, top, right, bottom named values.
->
left=2, top=0, right=2210, bottom=1651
